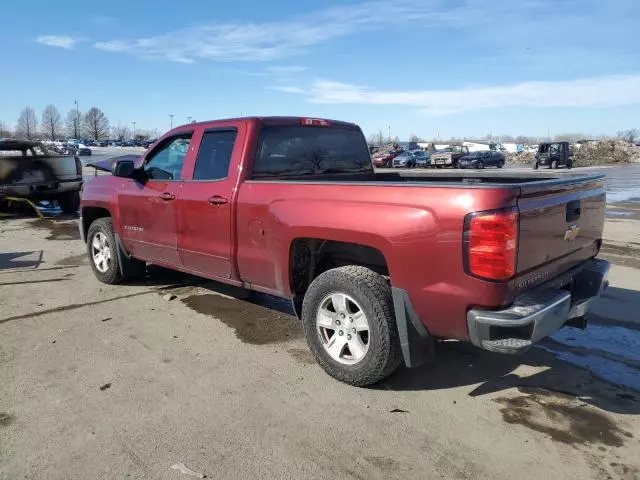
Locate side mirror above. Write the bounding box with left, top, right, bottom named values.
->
left=112, top=159, right=136, bottom=178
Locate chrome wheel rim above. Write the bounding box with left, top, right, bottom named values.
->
left=316, top=293, right=370, bottom=365
left=91, top=232, right=111, bottom=273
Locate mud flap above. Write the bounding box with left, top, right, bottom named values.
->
left=392, top=287, right=434, bottom=368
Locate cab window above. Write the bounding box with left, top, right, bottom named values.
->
left=144, top=134, right=192, bottom=180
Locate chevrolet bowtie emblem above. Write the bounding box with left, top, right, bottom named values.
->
left=564, top=225, right=580, bottom=241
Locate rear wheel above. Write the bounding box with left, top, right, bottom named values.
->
left=301, top=266, right=402, bottom=386
left=57, top=191, right=81, bottom=214
left=550, top=160, right=557, bottom=169
left=497, top=161, right=504, bottom=168
left=533, top=162, right=539, bottom=170
left=477, top=161, right=484, bottom=169
left=566, top=158, right=573, bottom=169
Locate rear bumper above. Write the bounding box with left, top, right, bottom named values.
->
left=466, top=258, right=609, bottom=353
left=0, top=179, right=82, bottom=198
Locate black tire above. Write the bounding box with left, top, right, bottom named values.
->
left=477, top=161, right=484, bottom=169
left=57, top=191, right=81, bottom=213
left=301, top=266, right=402, bottom=386
left=566, top=159, right=573, bottom=169
left=497, top=161, right=504, bottom=168
left=87, top=218, right=145, bottom=284
left=533, top=162, right=539, bottom=170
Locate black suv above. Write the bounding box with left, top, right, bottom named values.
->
left=534, top=142, right=573, bottom=169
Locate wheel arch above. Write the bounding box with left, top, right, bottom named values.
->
left=81, top=206, right=112, bottom=243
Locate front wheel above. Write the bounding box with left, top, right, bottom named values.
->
left=87, top=218, right=145, bottom=284
left=550, top=160, right=557, bottom=169
left=497, top=161, right=504, bottom=168
left=301, top=266, right=402, bottom=386
left=533, top=162, right=539, bottom=170
left=566, top=159, right=573, bottom=169
left=477, top=161, right=484, bottom=169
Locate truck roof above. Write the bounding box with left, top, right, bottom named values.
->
left=174, top=116, right=360, bottom=130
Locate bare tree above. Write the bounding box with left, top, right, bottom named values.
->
left=41, top=105, right=62, bottom=140
left=408, top=133, right=425, bottom=142
left=112, top=124, right=130, bottom=141
left=554, top=133, right=585, bottom=143
left=515, top=135, right=533, bottom=144
left=16, top=107, right=38, bottom=139
left=83, top=107, right=110, bottom=140
left=0, top=121, right=10, bottom=138
left=617, top=128, right=639, bottom=144
left=66, top=109, right=83, bottom=139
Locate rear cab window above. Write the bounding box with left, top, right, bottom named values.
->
left=252, top=125, right=373, bottom=179
left=192, top=129, right=237, bottom=181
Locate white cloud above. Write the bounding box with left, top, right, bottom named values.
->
left=269, top=86, right=306, bottom=94
left=293, top=75, right=640, bottom=115
left=93, top=0, right=443, bottom=62
left=265, top=66, right=307, bottom=74
left=36, top=35, right=77, bottom=49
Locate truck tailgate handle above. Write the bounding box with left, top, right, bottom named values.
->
left=566, top=200, right=581, bottom=222
left=208, top=195, right=228, bottom=205
left=159, top=192, right=176, bottom=201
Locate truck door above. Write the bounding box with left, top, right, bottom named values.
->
left=176, top=126, right=241, bottom=278
left=118, top=132, right=194, bottom=265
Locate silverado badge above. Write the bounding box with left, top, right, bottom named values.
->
left=564, top=225, right=580, bottom=241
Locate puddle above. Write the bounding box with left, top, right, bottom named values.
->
left=552, top=325, right=640, bottom=364
left=0, top=412, right=15, bottom=427
left=181, top=293, right=301, bottom=345
left=28, top=219, right=80, bottom=241
left=287, top=347, right=315, bottom=365
left=495, top=387, right=633, bottom=447
left=538, top=322, right=640, bottom=391
left=55, top=254, right=87, bottom=266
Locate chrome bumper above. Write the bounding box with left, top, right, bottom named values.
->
left=467, top=258, right=610, bottom=354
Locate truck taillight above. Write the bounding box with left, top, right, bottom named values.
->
left=75, top=157, right=82, bottom=176
left=301, top=118, right=331, bottom=127
left=463, top=208, right=518, bottom=281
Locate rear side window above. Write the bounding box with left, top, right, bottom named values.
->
left=193, top=130, right=237, bottom=181
left=252, top=126, right=373, bottom=178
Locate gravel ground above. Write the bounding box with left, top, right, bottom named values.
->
left=1, top=187, right=640, bottom=479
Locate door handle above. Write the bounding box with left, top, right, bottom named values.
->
left=159, top=192, right=176, bottom=201
left=208, top=195, right=228, bottom=205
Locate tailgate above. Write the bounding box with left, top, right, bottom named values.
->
left=516, top=175, right=605, bottom=273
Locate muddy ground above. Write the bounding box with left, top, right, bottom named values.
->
left=1, top=210, right=639, bottom=479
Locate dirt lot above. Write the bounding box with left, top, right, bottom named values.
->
left=1, top=211, right=639, bottom=479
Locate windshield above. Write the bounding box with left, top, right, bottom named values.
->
left=253, top=126, right=372, bottom=178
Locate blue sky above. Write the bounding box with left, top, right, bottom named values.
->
left=1, top=0, right=639, bottom=139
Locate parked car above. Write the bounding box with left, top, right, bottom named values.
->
left=79, top=116, right=609, bottom=387
left=373, top=149, right=404, bottom=168
left=458, top=151, right=505, bottom=169
left=534, top=142, right=573, bottom=169
left=392, top=150, right=430, bottom=168
left=96, top=140, right=108, bottom=147
left=0, top=139, right=83, bottom=213
left=430, top=144, right=470, bottom=168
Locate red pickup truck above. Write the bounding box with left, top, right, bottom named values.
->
left=79, top=117, right=609, bottom=386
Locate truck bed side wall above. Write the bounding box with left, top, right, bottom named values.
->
left=236, top=182, right=518, bottom=340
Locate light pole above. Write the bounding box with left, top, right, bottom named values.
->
left=132, top=121, right=136, bottom=140
left=74, top=100, right=80, bottom=139
left=169, top=114, right=174, bottom=129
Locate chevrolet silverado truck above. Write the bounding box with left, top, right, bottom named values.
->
left=78, top=117, right=609, bottom=386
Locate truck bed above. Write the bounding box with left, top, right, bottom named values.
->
left=248, top=170, right=604, bottom=187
